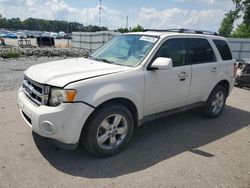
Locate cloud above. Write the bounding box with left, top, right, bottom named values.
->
left=0, top=0, right=123, bottom=28
left=174, top=0, right=234, bottom=9
left=129, top=7, right=225, bottom=32
left=175, top=0, right=216, bottom=4
left=26, top=0, right=34, bottom=6
left=0, top=0, right=229, bottom=31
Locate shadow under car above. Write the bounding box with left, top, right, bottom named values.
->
left=32, top=105, right=250, bottom=178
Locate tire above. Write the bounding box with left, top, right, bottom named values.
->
left=237, top=81, right=243, bottom=88
left=82, top=103, right=134, bottom=157
left=203, top=85, right=227, bottom=118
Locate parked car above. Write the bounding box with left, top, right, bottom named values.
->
left=18, top=33, right=27, bottom=39
left=0, top=33, right=6, bottom=38
left=17, top=29, right=236, bottom=157
left=235, top=61, right=250, bottom=88
left=64, top=33, right=72, bottom=39
left=50, top=32, right=61, bottom=39
left=5, top=33, right=18, bottom=39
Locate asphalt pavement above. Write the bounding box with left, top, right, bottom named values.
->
left=0, top=87, right=249, bottom=188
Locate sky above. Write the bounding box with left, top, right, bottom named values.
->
left=0, top=0, right=235, bottom=31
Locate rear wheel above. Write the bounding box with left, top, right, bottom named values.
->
left=203, top=85, right=227, bottom=118
left=82, top=103, right=134, bottom=157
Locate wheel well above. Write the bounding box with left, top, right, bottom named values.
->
left=216, top=80, right=230, bottom=97
left=89, top=98, right=139, bottom=127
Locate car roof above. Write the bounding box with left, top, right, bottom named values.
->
left=127, top=31, right=226, bottom=40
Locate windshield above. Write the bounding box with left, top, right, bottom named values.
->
left=90, top=35, right=158, bottom=67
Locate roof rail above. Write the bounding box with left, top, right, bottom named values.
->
left=144, top=28, right=219, bottom=36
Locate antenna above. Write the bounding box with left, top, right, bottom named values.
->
left=99, top=0, right=102, bottom=28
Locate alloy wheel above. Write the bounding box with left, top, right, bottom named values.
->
left=96, top=114, right=128, bottom=150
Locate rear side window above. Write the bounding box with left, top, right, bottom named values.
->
left=186, top=38, right=216, bottom=64
left=213, top=39, right=232, bottom=61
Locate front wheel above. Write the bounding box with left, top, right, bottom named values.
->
left=82, top=103, right=134, bottom=157
left=203, top=85, right=227, bottom=118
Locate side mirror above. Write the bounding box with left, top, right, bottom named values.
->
left=149, top=57, right=173, bottom=70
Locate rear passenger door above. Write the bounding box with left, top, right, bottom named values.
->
left=186, top=38, right=219, bottom=104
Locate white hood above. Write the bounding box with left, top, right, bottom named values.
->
left=25, top=58, right=131, bottom=87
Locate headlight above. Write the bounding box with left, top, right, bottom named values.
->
left=49, top=88, right=77, bottom=107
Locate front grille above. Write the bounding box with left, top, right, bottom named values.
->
left=22, top=76, right=50, bottom=105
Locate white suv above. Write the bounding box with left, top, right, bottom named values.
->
left=17, top=29, right=236, bottom=157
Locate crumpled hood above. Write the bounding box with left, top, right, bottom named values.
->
left=25, top=57, right=131, bottom=87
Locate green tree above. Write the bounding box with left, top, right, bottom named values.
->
left=131, top=25, right=144, bottom=32
left=231, top=0, right=250, bottom=37
left=116, top=28, right=129, bottom=33
left=9, top=18, right=22, bottom=29
left=0, top=16, right=107, bottom=32
left=231, top=24, right=250, bottom=37
left=242, top=0, right=250, bottom=24
left=219, top=0, right=242, bottom=37
left=219, top=0, right=250, bottom=38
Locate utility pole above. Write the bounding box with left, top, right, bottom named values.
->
left=126, top=16, right=128, bottom=29
left=67, top=20, right=69, bottom=48
left=99, top=0, right=102, bottom=28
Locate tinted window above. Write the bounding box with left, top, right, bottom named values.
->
left=154, top=39, right=186, bottom=67
left=187, top=38, right=216, bottom=64
left=213, top=39, right=232, bottom=61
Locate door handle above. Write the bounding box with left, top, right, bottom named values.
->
left=178, top=72, right=188, bottom=78
left=210, top=67, right=217, bottom=72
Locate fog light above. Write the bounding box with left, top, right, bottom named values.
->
left=40, top=121, right=56, bottom=135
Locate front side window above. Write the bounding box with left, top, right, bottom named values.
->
left=91, top=35, right=158, bottom=67
left=187, top=38, right=216, bottom=64
left=153, top=38, right=187, bottom=67
left=213, top=39, right=232, bottom=61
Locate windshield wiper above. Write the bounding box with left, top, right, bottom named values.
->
left=94, top=58, right=115, bottom=64
left=88, top=55, right=93, bottom=59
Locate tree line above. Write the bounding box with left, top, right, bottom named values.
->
left=219, top=0, right=250, bottom=38
left=0, top=14, right=145, bottom=33
left=115, top=25, right=144, bottom=33
left=0, top=15, right=107, bottom=32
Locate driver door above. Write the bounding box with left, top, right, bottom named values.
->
left=144, top=38, right=191, bottom=116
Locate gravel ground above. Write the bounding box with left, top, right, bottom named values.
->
left=0, top=57, right=64, bottom=91
left=0, top=47, right=89, bottom=58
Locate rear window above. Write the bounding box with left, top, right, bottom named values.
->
left=187, top=38, right=216, bottom=64
left=213, top=39, right=232, bottom=61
